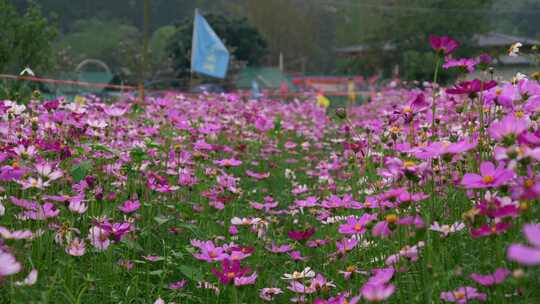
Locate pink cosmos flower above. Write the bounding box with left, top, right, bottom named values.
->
left=288, top=250, right=308, bottom=261
left=192, top=240, right=228, bottom=262
left=470, top=268, right=510, bottom=286
left=361, top=283, right=396, bottom=302
left=14, top=268, right=38, bottom=286
left=213, top=159, right=242, bottom=167
left=372, top=221, right=393, bottom=238
left=35, top=162, right=63, bottom=181
left=88, top=226, right=111, bottom=251
left=443, top=57, right=479, bottom=73
left=488, top=114, right=528, bottom=142
left=367, top=268, right=395, bottom=285
left=266, top=243, right=292, bottom=253
left=288, top=227, right=316, bottom=241
left=22, top=203, right=60, bottom=220
left=104, top=106, right=129, bottom=117
left=0, top=226, right=33, bottom=240
left=246, top=170, right=270, bottom=180
left=67, top=238, right=86, bottom=256
left=507, top=224, right=540, bottom=265
left=338, top=214, right=377, bottom=235
left=287, top=273, right=335, bottom=294
left=117, top=200, right=141, bottom=214
left=461, top=162, right=514, bottom=189
left=336, top=237, right=359, bottom=254
left=168, top=279, right=187, bottom=290
left=295, top=196, right=319, bottom=208
left=430, top=35, right=459, bottom=54
left=471, top=223, right=511, bottom=238
left=68, top=197, right=88, bottom=214
left=211, top=259, right=252, bottom=285
left=234, top=272, right=258, bottom=286
left=0, top=249, right=22, bottom=277
left=440, top=286, right=487, bottom=303
left=259, top=288, right=283, bottom=301
left=307, top=239, right=329, bottom=248
left=446, top=79, right=497, bottom=95
left=142, top=255, right=163, bottom=262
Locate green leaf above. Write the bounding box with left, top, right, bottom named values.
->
left=179, top=265, right=202, bottom=281
left=91, top=144, right=113, bottom=153
left=153, top=216, right=170, bottom=225
left=148, top=270, right=164, bottom=276
left=70, top=160, right=92, bottom=182
left=130, top=147, right=149, bottom=164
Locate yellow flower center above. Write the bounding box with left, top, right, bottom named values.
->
left=495, top=89, right=502, bottom=95
left=403, top=161, right=415, bottom=169
left=525, top=179, right=534, bottom=188
left=354, top=224, right=363, bottom=232
left=390, top=126, right=401, bottom=134
left=346, top=265, right=357, bottom=272
left=491, top=225, right=498, bottom=233
left=227, top=272, right=236, bottom=279
left=386, top=214, right=398, bottom=224
left=516, top=111, right=524, bottom=118
left=482, top=175, right=495, bottom=184
left=454, top=292, right=466, bottom=300
left=403, top=106, right=412, bottom=114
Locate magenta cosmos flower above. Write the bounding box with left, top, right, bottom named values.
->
left=461, top=161, right=514, bottom=189
left=488, top=114, right=528, bottom=142
left=446, top=79, right=497, bottom=95
left=430, top=35, right=459, bottom=55
left=211, top=259, right=252, bottom=285
left=443, top=57, right=479, bottom=73
left=470, top=268, right=510, bottom=286
left=288, top=227, right=316, bottom=241
left=338, top=214, right=377, bottom=235
left=508, top=224, right=540, bottom=265
left=117, top=200, right=141, bottom=214
left=440, top=286, right=487, bottom=303
left=0, top=249, right=22, bottom=277
left=361, top=283, right=396, bottom=302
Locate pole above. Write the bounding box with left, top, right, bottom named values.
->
left=279, top=52, right=284, bottom=72
left=138, top=0, right=150, bottom=105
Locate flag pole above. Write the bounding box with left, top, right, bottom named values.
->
left=190, top=9, right=198, bottom=89
left=138, top=0, right=149, bottom=106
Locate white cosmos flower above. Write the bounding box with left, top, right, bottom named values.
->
left=281, top=267, right=316, bottom=280
left=20, top=67, right=35, bottom=76
left=15, top=269, right=38, bottom=286
left=230, top=217, right=261, bottom=226
left=430, top=221, right=465, bottom=237
left=509, top=42, right=523, bottom=57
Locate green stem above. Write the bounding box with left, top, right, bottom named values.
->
left=431, top=56, right=442, bottom=137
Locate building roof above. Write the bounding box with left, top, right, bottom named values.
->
left=335, top=32, right=540, bottom=55
left=473, top=32, right=540, bottom=48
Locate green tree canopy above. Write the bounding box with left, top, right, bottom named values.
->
left=336, top=0, right=495, bottom=81
left=0, top=0, right=58, bottom=74
left=167, top=13, right=268, bottom=78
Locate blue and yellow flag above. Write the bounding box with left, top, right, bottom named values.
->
left=191, top=9, right=230, bottom=79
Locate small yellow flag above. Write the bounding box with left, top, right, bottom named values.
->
left=74, top=95, right=87, bottom=105
left=316, top=93, right=330, bottom=109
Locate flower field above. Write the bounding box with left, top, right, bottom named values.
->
left=2, top=36, right=540, bottom=303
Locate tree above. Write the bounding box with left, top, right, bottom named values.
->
left=336, top=0, right=495, bottom=82
left=492, top=0, right=540, bottom=39
left=57, top=19, right=140, bottom=70
left=0, top=0, right=58, bottom=74
left=167, top=13, right=268, bottom=79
